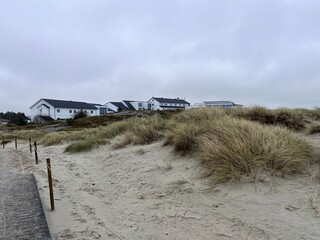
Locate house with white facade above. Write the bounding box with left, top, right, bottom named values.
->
left=147, top=97, right=190, bottom=110
left=100, top=100, right=148, bottom=114
left=30, top=98, right=99, bottom=121
left=122, top=100, right=148, bottom=111
left=100, top=102, right=128, bottom=114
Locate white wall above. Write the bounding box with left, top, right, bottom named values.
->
left=30, top=99, right=99, bottom=120
left=148, top=98, right=189, bottom=110
left=129, top=101, right=148, bottom=110
left=147, top=98, right=161, bottom=110
left=101, top=103, right=118, bottom=114
left=54, top=108, right=98, bottom=119
left=30, top=99, right=54, bottom=121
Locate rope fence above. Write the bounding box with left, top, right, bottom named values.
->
left=0, top=136, right=124, bottom=240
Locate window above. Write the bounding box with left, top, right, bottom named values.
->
left=57, top=109, right=60, bottom=113
left=74, top=110, right=77, bottom=113
left=91, top=111, right=93, bottom=114
left=138, top=103, right=142, bottom=107
left=69, top=110, right=72, bottom=113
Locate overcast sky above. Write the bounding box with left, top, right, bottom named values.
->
left=0, top=0, right=319, bottom=113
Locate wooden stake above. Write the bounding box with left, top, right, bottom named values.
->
left=29, top=137, right=32, bottom=153
left=2, top=136, right=4, bottom=149
left=15, top=136, right=17, bottom=149
left=34, top=141, right=38, bottom=164
left=46, top=158, right=55, bottom=211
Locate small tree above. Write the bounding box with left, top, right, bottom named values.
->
left=74, top=110, right=87, bottom=119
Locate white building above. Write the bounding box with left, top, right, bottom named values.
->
left=100, top=100, right=149, bottom=114
left=100, top=102, right=128, bottom=114
left=187, top=101, right=241, bottom=109
left=30, top=98, right=99, bottom=121
left=147, top=97, right=190, bottom=110
left=203, top=101, right=235, bottom=108
left=122, top=100, right=148, bottom=111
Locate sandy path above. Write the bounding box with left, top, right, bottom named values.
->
left=1, top=137, right=320, bottom=239
left=0, top=144, right=50, bottom=240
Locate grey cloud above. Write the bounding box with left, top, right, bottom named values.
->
left=0, top=0, right=320, bottom=112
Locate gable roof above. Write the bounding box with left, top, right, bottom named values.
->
left=31, top=98, right=97, bottom=110
left=122, top=100, right=135, bottom=110
left=109, top=102, right=128, bottom=111
left=151, top=97, right=190, bottom=105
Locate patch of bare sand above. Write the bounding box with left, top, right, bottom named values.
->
left=1, top=138, right=320, bottom=240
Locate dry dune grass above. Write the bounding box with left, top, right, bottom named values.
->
left=166, top=109, right=312, bottom=182
left=309, top=124, right=320, bottom=134
left=228, top=106, right=306, bottom=130
left=39, top=121, right=129, bottom=152
left=198, top=118, right=311, bottom=183
left=29, top=107, right=313, bottom=183
left=113, top=115, right=166, bottom=148
left=1, top=129, right=46, bottom=141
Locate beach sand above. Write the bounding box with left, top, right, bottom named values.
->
left=1, top=137, right=320, bottom=240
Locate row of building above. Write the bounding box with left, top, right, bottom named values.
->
left=30, top=97, right=240, bottom=121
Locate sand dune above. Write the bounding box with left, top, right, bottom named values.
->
left=2, top=138, right=320, bottom=240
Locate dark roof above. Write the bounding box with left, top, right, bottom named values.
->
left=109, top=102, right=128, bottom=111
left=123, top=101, right=135, bottom=110
left=41, top=99, right=97, bottom=110
left=151, top=97, right=190, bottom=105
left=88, top=103, right=102, bottom=106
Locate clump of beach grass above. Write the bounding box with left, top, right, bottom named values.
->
left=164, top=123, right=204, bottom=155
left=228, top=106, right=306, bottom=130
left=116, top=115, right=166, bottom=147
left=199, top=119, right=310, bottom=183
left=166, top=109, right=312, bottom=183
left=65, top=139, right=107, bottom=153
left=309, top=124, right=320, bottom=134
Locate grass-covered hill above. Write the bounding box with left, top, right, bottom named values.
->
left=2, top=106, right=320, bottom=183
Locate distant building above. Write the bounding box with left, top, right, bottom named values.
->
left=100, top=102, right=129, bottom=114
left=30, top=98, right=99, bottom=121
left=204, top=101, right=235, bottom=108
left=147, top=97, right=190, bottom=110
left=187, top=101, right=242, bottom=109
left=122, top=100, right=148, bottom=111
left=100, top=100, right=148, bottom=114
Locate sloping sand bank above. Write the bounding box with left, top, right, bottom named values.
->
left=2, top=139, right=320, bottom=240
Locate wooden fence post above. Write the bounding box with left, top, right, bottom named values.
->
left=15, top=136, right=17, bottom=149
left=34, top=141, right=38, bottom=164
left=46, top=158, right=55, bottom=211
left=29, top=137, right=32, bottom=153
left=2, top=136, right=4, bottom=149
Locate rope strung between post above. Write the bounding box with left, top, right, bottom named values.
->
left=45, top=161, right=123, bottom=240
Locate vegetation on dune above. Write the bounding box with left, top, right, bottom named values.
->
left=167, top=109, right=312, bottom=183
left=1, top=129, right=46, bottom=141
left=309, top=124, right=320, bottom=134
left=65, top=139, right=107, bottom=153
left=15, top=106, right=313, bottom=184
left=112, top=115, right=166, bottom=149
left=228, top=106, right=306, bottom=130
